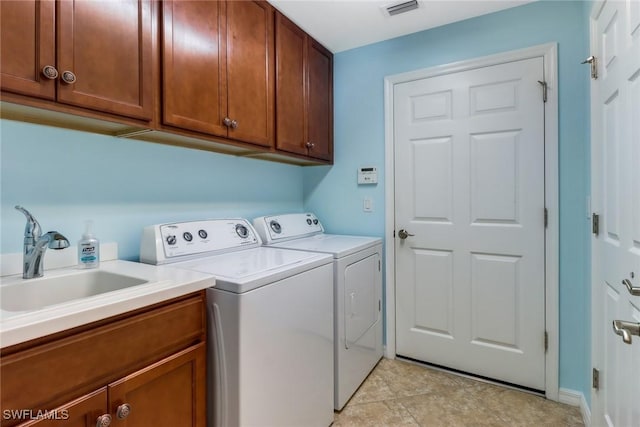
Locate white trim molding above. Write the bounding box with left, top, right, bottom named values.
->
left=384, top=43, right=560, bottom=400
left=559, top=388, right=592, bottom=427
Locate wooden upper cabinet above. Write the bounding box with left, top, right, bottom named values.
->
left=0, top=0, right=56, bottom=100
left=162, top=0, right=274, bottom=147
left=0, top=0, right=153, bottom=121
left=275, top=12, right=333, bottom=162
left=275, top=12, right=307, bottom=156
left=56, top=0, right=154, bottom=120
left=162, top=0, right=227, bottom=137
left=226, top=1, right=274, bottom=147
left=306, top=39, right=333, bottom=161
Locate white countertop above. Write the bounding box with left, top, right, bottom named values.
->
left=0, top=260, right=215, bottom=348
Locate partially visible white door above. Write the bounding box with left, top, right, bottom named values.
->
left=590, top=1, right=640, bottom=425
left=394, top=57, right=546, bottom=390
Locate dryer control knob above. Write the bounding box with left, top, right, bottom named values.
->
left=166, top=235, right=177, bottom=245
left=270, top=220, right=282, bottom=234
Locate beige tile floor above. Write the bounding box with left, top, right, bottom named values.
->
left=333, top=358, right=584, bottom=427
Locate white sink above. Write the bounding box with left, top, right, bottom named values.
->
left=1, top=270, right=148, bottom=312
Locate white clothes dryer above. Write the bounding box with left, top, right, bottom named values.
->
left=140, top=218, right=334, bottom=427
left=253, top=213, right=383, bottom=410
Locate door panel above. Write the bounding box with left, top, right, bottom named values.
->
left=275, top=13, right=307, bottom=156
left=591, top=0, right=640, bottom=425
left=395, top=57, right=545, bottom=390
left=344, top=254, right=379, bottom=347
left=226, top=0, right=274, bottom=147
left=57, top=0, right=153, bottom=120
left=162, top=0, right=227, bottom=136
left=0, top=0, right=55, bottom=99
left=306, top=39, right=333, bottom=161
left=108, top=344, right=206, bottom=427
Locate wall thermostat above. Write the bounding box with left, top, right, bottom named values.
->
left=358, top=166, right=378, bottom=184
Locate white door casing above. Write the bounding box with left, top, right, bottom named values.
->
left=384, top=44, right=559, bottom=399
left=590, top=1, right=640, bottom=426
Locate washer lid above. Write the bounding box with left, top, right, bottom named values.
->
left=172, top=247, right=332, bottom=293
left=270, top=234, right=382, bottom=259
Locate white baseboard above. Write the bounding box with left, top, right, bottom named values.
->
left=559, top=388, right=591, bottom=427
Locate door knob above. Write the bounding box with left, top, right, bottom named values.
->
left=95, top=414, right=112, bottom=427
left=397, top=229, right=414, bottom=240
left=61, top=70, right=76, bottom=84
left=613, top=320, right=640, bottom=344
left=623, top=279, right=640, bottom=296
left=41, top=65, right=59, bottom=80
left=116, top=403, right=131, bottom=420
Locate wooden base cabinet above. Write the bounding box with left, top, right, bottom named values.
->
left=275, top=12, right=333, bottom=162
left=0, top=292, right=207, bottom=427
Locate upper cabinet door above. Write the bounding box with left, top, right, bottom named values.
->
left=0, top=0, right=56, bottom=100
left=57, top=0, right=153, bottom=120
left=226, top=1, right=274, bottom=147
left=306, top=39, right=333, bottom=161
left=275, top=12, right=307, bottom=156
left=162, top=0, right=227, bottom=137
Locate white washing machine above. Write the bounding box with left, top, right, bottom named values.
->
left=140, top=218, right=334, bottom=427
left=253, top=213, right=383, bottom=410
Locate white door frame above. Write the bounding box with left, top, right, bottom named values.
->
left=383, top=43, right=559, bottom=400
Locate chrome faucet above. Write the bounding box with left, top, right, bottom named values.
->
left=15, top=206, right=70, bottom=279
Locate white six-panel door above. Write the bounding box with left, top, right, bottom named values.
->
left=394, top=57, right=546, bottom=390
left=591, top=1, right=640, bottom=425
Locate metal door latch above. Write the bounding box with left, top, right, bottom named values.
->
left=582, top=56, right=598, bottom=79
left=613, top=320, right=640, bottom=344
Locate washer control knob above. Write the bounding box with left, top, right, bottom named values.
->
left=166, top=235, right=177, bottom=245
left=183, top=232, right=193, bottom=242
left=313, top=219, right=318, bottom=225
left=198, top=229, right=208, bottom=239
left=235, top=224, right=249, bottom=238
left=270, top=220, right=282, bottom=234
left=306, top=218, right=312, bottom=225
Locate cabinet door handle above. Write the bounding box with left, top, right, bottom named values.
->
left=116, top=403, right=131, bottom=420
left=61, top=70, right=77, bottom=84
left=230, top=119, right=238, bottom=129
left=305, top=142, right=315, bottom=149
left=223, top=117, right=233, bottom=127
left=95, top=414, right=112, bottom=427
left=41, top=65, right=59, bottom=80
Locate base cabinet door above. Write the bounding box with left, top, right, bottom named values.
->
left=16, top=389, right=109, bottom=427
left=0, top=0, right=56, bottom=100
left=108, top=344, right=206, bottom=427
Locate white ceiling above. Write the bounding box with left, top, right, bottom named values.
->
left=269, top=0, right=535, bottom=53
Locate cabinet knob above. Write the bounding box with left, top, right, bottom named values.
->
left=223, top=117, right=238, bottom=129
left=95, top=414, right=112, bottom=427
left=41, top=65, right=59, bottom=80
left=61, top=70, right=77, bottom=84
left=116, top=403, right=131, bottom=420
left=305, top=142, right=315, bottom=149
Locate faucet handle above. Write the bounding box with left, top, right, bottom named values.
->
left=15, top=205, right=42, bottom=239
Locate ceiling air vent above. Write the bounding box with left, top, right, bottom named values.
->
left=385, top=0, right=419, bottom=16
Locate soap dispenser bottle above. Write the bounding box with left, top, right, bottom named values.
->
left=78, top=220, right=100, bottom=269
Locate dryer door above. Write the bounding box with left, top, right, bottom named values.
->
left=344, top=253, right=381, bottom=348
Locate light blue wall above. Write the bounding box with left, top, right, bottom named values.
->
left=1, top=120, right=304, bottom=260
left=304, top=1, right=592, bottom=400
